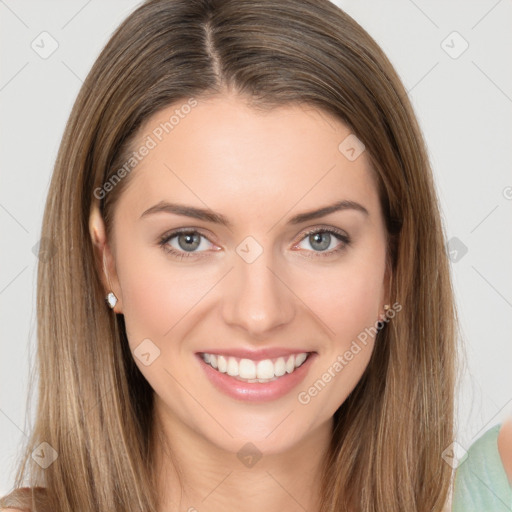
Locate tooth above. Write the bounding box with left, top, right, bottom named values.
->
left=256, top=359, right=275, bottom=379
left=204, top=352, right=309, bottom=379
left=295, top=353, right=307, bottom=367
left=239, top=358, right=256, bottom=379
left=274, top=357, right=286, bottom=377
left=217, top=355, right=227, bottom=373
left=227, top=357, right=239, bottom=376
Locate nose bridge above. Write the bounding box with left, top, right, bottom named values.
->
left=221, top=242, right=295, bottom=335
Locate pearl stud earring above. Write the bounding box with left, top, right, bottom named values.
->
left=106, top=291, right=118, bottom=309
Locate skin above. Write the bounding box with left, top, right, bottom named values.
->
left=89, top=92, right=391, bottom=512
left=498, top=415, right=512, bottom=486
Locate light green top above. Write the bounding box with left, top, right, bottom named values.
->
left=452, top=423, right=512, bottom=511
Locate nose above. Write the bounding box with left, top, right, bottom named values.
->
left=221, top=249, right=296, bottom=338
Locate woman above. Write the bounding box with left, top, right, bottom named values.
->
left=1, top=0, right=459, bottom=510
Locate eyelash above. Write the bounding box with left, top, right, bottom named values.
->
left=158, top=227, right=351, bottom=260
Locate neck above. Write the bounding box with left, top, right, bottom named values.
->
left=152, top=404, right=332, bottom=512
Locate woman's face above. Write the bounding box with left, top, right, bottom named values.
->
left=104, top=93, right=389, bottom=455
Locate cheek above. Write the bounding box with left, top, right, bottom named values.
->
left=114, top=237, right=226, bottom=361
left=117, top=255, right=212, bottom=344
left=114, top=251, right=217, bottom=406
left=299, top=254, right=385, bottom=340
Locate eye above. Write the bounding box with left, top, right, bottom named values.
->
left=158, top=229, right=215, bottom=259
left=294, top=227, right=351, bottom=257
left=158, top=226, right=351, bottom=260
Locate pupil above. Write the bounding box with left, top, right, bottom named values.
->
left=311, top=232, right=330, bottom=251
left=179, top=233, right=200, bottom=252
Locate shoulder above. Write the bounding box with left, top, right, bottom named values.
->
left=452, top=423, right=512, bottom=511
left=498, top=415, right=512, bottom=484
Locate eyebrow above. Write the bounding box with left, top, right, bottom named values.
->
left=139, top=199, right=369, bottom=227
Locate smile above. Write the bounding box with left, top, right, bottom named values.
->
left=200, top=352, right=310, bottom=383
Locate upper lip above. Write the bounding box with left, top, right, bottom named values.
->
left=197, top=348, right=314, bottom=361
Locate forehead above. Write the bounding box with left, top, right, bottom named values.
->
left=117, top=94, right=381, bottom=227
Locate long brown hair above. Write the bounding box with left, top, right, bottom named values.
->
left=1, top=0, right=459, bottom=510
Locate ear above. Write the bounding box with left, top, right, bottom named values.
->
left=89, top=204, right=123, bottom=314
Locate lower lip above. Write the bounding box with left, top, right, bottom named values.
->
left=196, top=353, right=316, bottom=402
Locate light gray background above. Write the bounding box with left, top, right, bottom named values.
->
left=1, top=0, right=511, bottom=494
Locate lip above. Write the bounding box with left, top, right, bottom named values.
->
left=196, top=351, right=317, bottom=402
